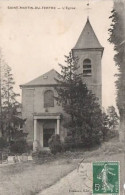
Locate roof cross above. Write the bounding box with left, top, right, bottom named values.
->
left=86, top=0, right=91, bottom=19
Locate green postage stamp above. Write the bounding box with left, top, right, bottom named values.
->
left=93, top=162, right=119, bottom=194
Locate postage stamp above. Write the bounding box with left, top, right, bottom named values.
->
left=93, top=162, right=120, bottom=194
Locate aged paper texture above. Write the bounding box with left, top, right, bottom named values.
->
left=0, top=0, right=124, bottom=195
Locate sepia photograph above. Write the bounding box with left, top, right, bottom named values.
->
left=0, top=0, right=125, bottom=194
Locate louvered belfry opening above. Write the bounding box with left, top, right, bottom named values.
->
left=83, top=58, right=92, bottom=76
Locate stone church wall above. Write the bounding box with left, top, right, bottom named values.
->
left=22, top=86, right=64, bottom=144
left=72, top=49, right=102, bottom=105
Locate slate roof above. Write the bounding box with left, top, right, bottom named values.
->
left=73, top=18, right=103, bottom=49
left=20, top=69, right=60, bottom=87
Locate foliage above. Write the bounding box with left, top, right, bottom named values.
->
left=0, top=137, right=8, bottom=150
left=48, top=134, right=62, bottom=154
left=101, top=112, right=110, bottom=141
left=0, top=64, right=20, bottom=141
left=0, top=55, right=27, bottom=149
left=108, top=3, right=125, bottom=125
left=107, top=106, right=119, bottom=129
left=10, top=140, right=28, bottom=155
left=101, top=108, right=119, bottom=141
left=63, top=135, right=76, bottom=151
left=9, top=129, right=28, bottom=154
left=55, top=52, right=106, bottom=147
left=32, top=150, right=51, bottom=158
left=107, top=129, right=119, bottom=140
left=32, top=150, right=54, bottom=164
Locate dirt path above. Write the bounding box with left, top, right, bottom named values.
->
left=38, top=152, right=125, bottom=195
left=38, top=165, right=92, bottom=195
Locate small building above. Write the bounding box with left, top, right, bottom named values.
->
left=20, top=19, right=104, bottom=150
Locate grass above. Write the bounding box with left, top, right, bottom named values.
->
left=0, top=139, right=124, bottom=195
left=0, top=158, right=78, bottom=195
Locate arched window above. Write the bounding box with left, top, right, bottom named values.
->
left=44, top=90, right=54, bottom=108
left=83, top=59, right=92, bottom=76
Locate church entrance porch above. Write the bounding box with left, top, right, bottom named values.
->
left=33, top=113, right=61, bottom=151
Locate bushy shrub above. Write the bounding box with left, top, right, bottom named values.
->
left=80, top=128, right=103, bottom=148
left=0, top=137, right=8, bottom=150
left=10, top=140, right=29, bottom=154
left=32, top=150, right=50, bottom=158
left=106, top=129, right=119, bottom=141
left=63, top=136, right=76, bottom=151
left=48, top=134, right=62, bottom=154
left=63, top=126, right=103, bottom=150
left=1, top=152, right=8, bottom=161
left=32, top=150, right=53, bottom=164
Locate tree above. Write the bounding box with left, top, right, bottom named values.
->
left=55, top=52, right=106, bottom=147
left=108, top=1, right=125, bottom=141
left=107, top=106, right=119, bottom=130
left=0, top=56, right=20, bottom=142
left=101, top=111, right=112, bottom=141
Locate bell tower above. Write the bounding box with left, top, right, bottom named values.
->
left=72, top=18, right=104, bottom=105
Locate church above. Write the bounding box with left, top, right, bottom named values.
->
left=20, top=18, right=104, bottom=150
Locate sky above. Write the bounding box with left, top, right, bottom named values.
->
left=0, top=0, right=118, bottom=109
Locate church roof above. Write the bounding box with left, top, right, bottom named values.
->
left=20, top=69, right=60, bottom=87
left=73, top=18, right=103, bottom=49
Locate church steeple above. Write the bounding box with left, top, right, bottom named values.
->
left=72, top=18, right=104, bottom=106
left=73, top=18, right=103, bottom=51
